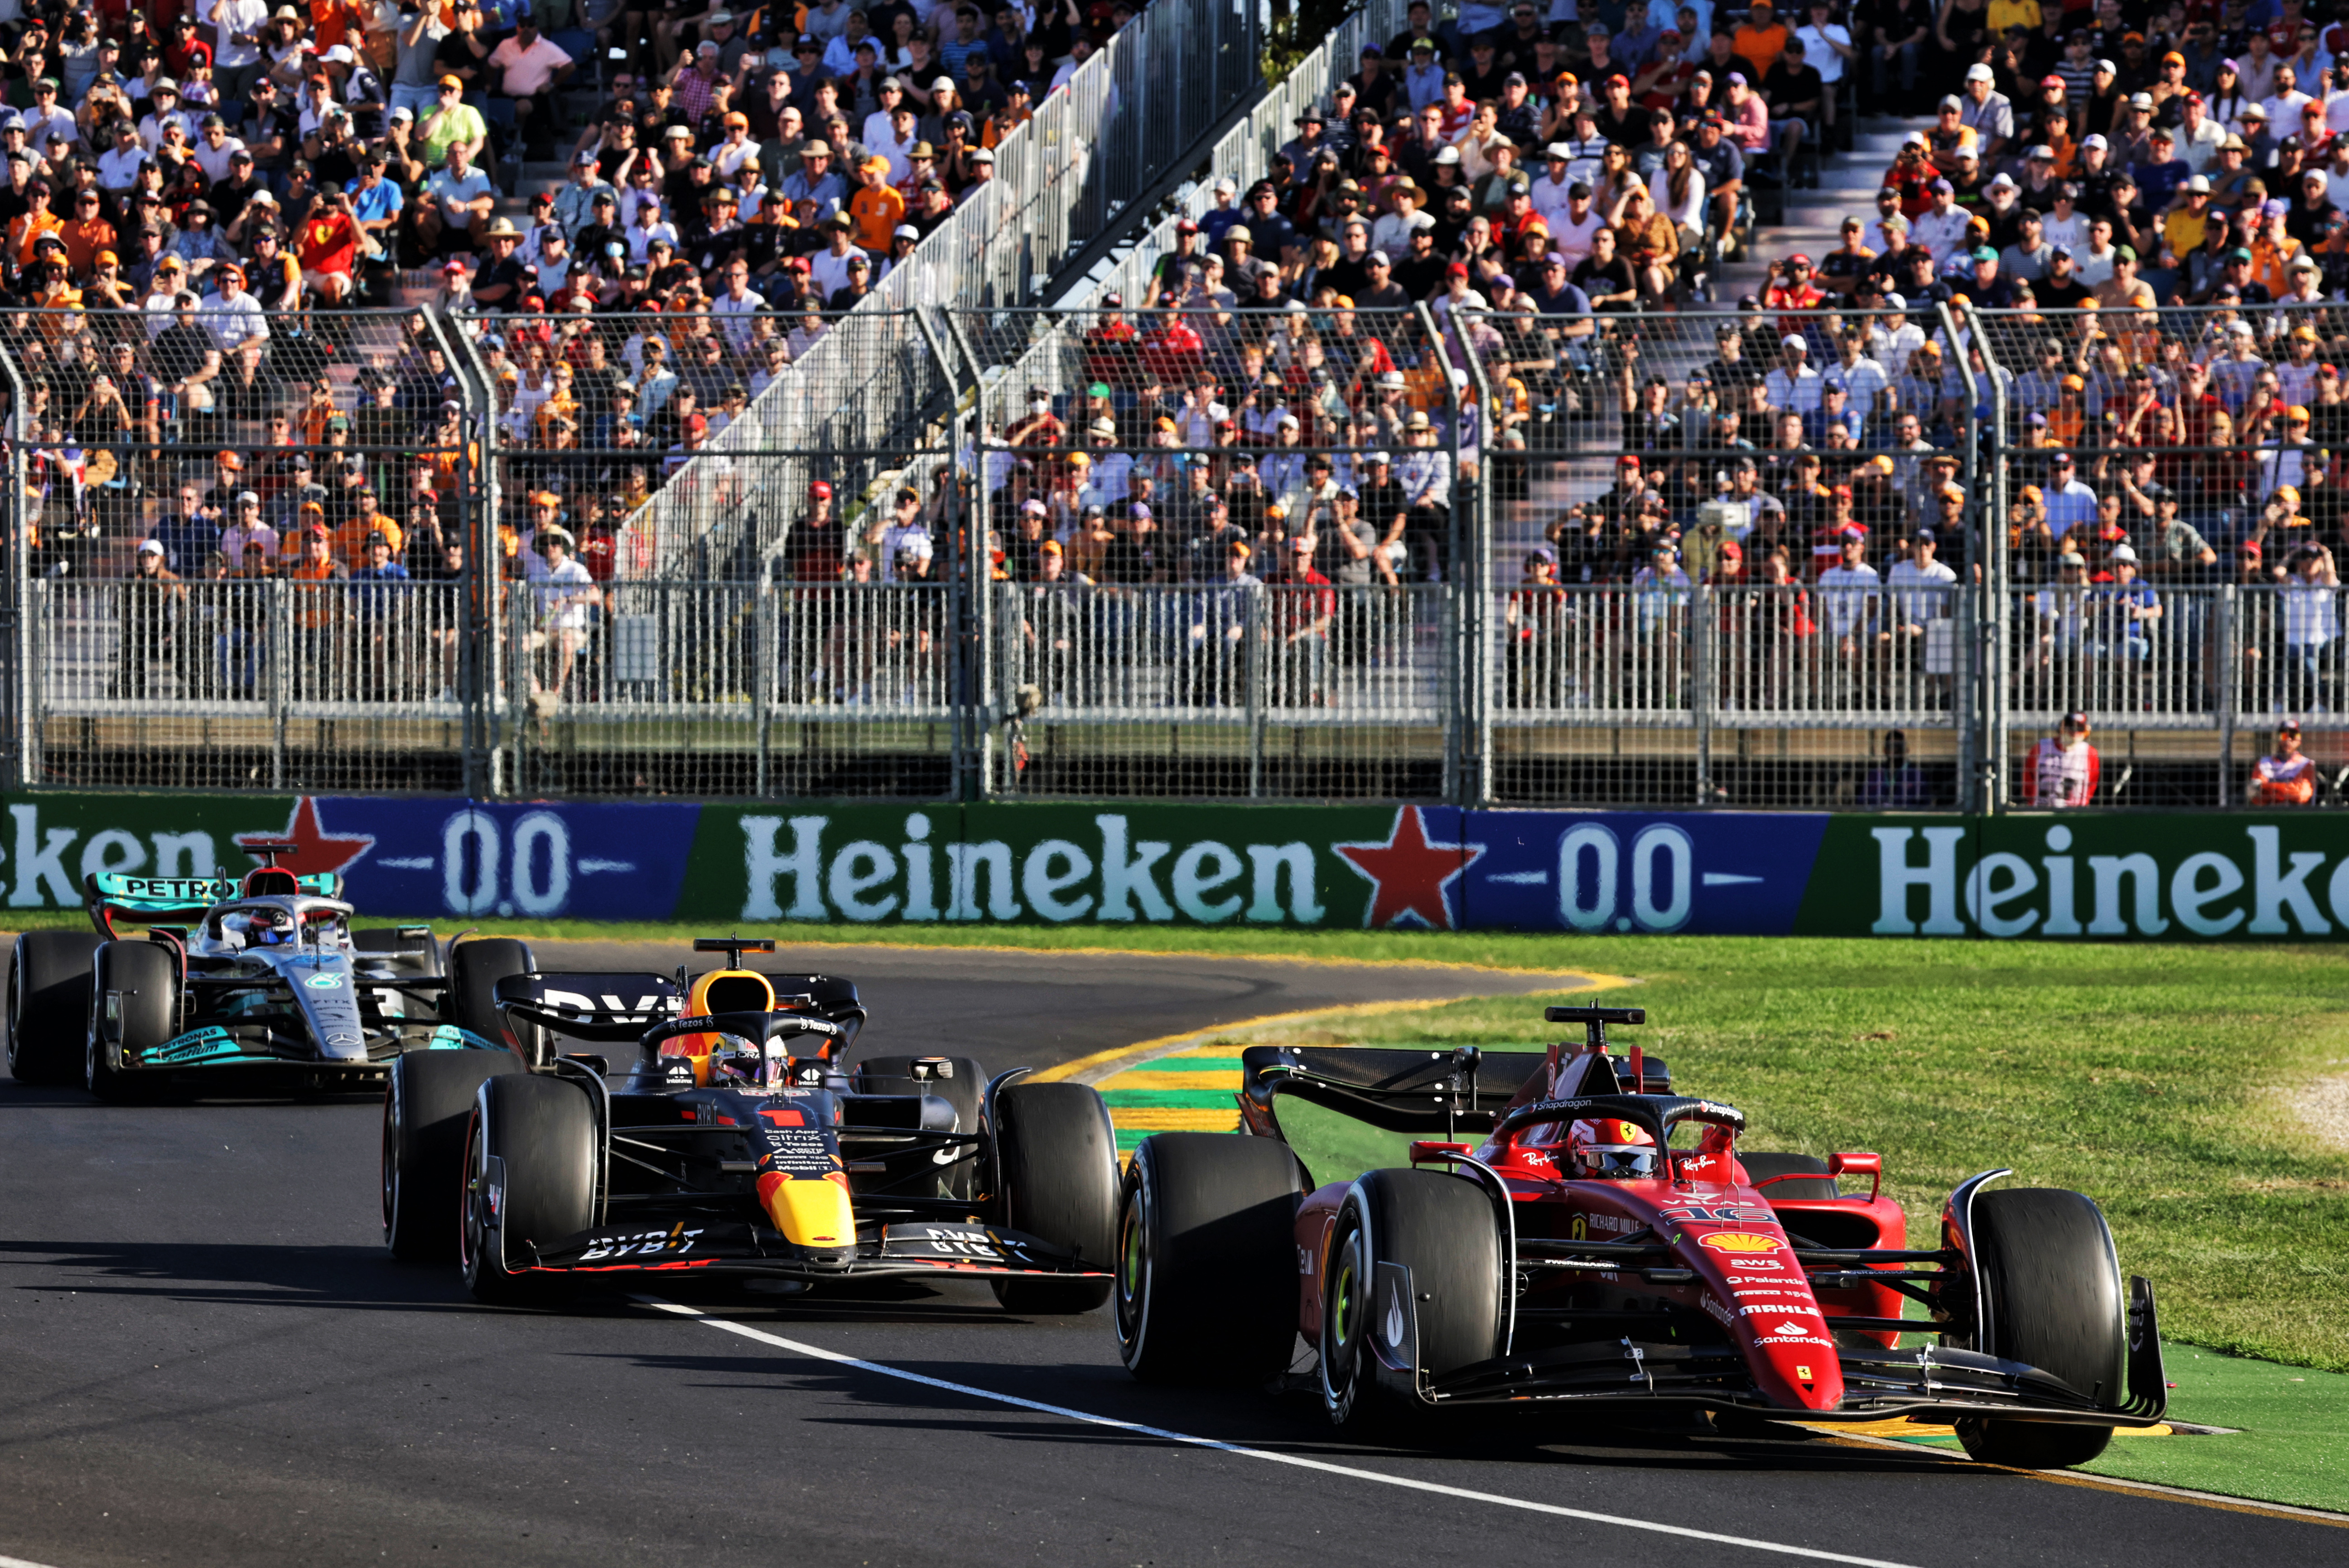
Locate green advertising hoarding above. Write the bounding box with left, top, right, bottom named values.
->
left=0, top=789, right=2341, bottom=940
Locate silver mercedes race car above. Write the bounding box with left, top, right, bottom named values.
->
left=6, top=841, right=515, bottom=1100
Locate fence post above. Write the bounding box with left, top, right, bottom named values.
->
left=1943, top=302, right=1997, bottom=814
left=941, top=309, right=995, bottom=797
left=1457, top=313, right=1499, bottom=807
left=269, top=577, right=289, bottom=789
left=1418, top=300, right=1466, bottom=806
left=756, top=559, right=776, bottom=797
left=0, top=341, right=29, bottom=788
left=1690, top=581, right=1712, bottom=805
left=917, top=306, right=977, bottom=803
left=1246, top=580, right=1264, bottom=798
left=437, top=309, right=503, bottom=800
left=2218, top=584, right=2238, bottom=806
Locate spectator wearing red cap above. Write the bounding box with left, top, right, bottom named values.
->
left=786, top=480, right=843, bottom=581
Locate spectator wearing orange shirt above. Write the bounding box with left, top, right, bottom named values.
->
left=848, top=155, right=907, bottom=252
left=1732, top=0, right=1791, bottom=84
left=58, top=189, right=115, bottom=278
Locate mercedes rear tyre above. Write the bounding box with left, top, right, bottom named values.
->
left=87, top=941, right=178, bottom=1104
left=448, top=937, right=538, bottom=1062
left=460, top=1072, right=596, bottom=1306
left=1738, top=1152, right=1840, bottom=1200
left=1954, top=1188, right=2127, bottom=1470
left=988, top=1082, right=1120, bottom=1314
left=1115, top=1132, right=1306, bottom=1385
left=855, top=1055, right=986, bottom=1200
left=1321, top=1168, right=1503, bottom=1434
left=384, top=1048, right=523, bottom=1264
left=9, top=930, right=102, bottom=1086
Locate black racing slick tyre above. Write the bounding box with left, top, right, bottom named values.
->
left=989, top=1082, right=1120, bottom=1314
left=1955, top=1188, right=2127, bottom=1470
left=9, top=929, right=101, bottom=1086
left=460, top=1072, right=597, bottom=1306
left=87, top=941, right=178, bottom=1103
left=1115, top=1133, right=1306, bottom=1385
left=384, top=1049, right=522, bottom=1264
left=1320, top=1168, right=1503, bottom=1433
left=856, top=1055, right=986, bottom=1200
left=448, top=937, right=536, bottom=1061
left=1739, top=1152, right=1840, bottom=1200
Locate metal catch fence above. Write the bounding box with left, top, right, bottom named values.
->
left=9, top=298, right=2349, bottom=808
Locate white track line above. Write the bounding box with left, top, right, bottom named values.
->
left=635, top=1295, right=1919, bottom=1568
left=0, top=1554, right=64, bottom=1568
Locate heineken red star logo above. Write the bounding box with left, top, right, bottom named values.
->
left=1335, top=807, right=1482, bottom=930
left=233, top=797, right=376, bottom=878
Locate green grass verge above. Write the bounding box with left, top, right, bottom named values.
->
left=2079, top=1346, right=2349, bottom=1512
left=1865, top=1340, right=2349, bottom=1514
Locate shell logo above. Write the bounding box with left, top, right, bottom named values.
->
left=1698, top=1231, right=1782, bottom=1254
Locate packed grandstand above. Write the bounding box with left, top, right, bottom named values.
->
left=6, top=0, right=2348, bottom=810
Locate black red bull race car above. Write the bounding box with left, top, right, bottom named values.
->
left=1113, top=1005, right=2167, bottom=1471
left=381, top=938, right=1122, bottom=1309
left=6, top=846, right=517, bottom=1100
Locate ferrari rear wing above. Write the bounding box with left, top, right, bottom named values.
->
left=1236, top=1046, right=1672, bottom=1139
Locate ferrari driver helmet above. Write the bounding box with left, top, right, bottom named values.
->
left=1565, top=1117, right=1658, bottom=1179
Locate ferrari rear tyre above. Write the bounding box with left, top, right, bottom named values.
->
left=87, top=941, right=178, bottom=1103
left=855, top=1055, right=986, bottom=1200
left=460, top=1072, right=596, bottom=1306
left=988, top=1081, right=1119, bottom=1313
left=1738, top=1152, right=1839, bottom=1200
left=448, top=937, right=537, bottom=1061
left=1115, top=1132, right=1306, bottom=1385
left=1954, top=1188, right=2126, bottom=1470
left=385, top=1049, right=522, bottom=1263
left=1320, top=1169, right=1503, bottom=1433
left=9, top=930, right=101, bottom=1086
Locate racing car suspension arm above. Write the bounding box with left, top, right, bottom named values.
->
left=1790, top=1248, right=1958, bottom=1265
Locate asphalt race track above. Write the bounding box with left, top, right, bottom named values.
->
left=1, top=942, right=2338, bottom=1568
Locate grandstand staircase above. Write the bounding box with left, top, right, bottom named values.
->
left=1730, top=116, right=1910, bottom=297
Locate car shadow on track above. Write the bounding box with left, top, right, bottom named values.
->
left=597, top=1341, right=1971, bottom=1480
left=0, top=1239, right=487, bottom=1315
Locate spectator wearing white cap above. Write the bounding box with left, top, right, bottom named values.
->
left=1960, top=61, right=2013, bottom=165
left=1529, top=143, right=1579, bottom=228
left=1764, top=333, right=1823, bottom=413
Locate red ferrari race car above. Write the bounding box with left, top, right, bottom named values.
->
left=1112, top=1005, right=2166, bottom=1470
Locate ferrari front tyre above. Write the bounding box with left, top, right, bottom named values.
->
left=9, top=930, right=101, bottom=1086
left=384, top=1049, right=522, bottom=1264
left=988, top=1082, right=1120, bottom=1313
left=855, top=1055, right=986, bottom=1201
left=1954, top=1187, right=2127, bottom=1470
left=448, top=937, right=537, bottom=1061
left=1320, top=1168, right=1503, bottom=1433
left=86, top=941, right=178, bottom=1104
left=460, top=1072, right=596, bottom=1306
left=1115, top=1132, right=1306, bottom=1385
